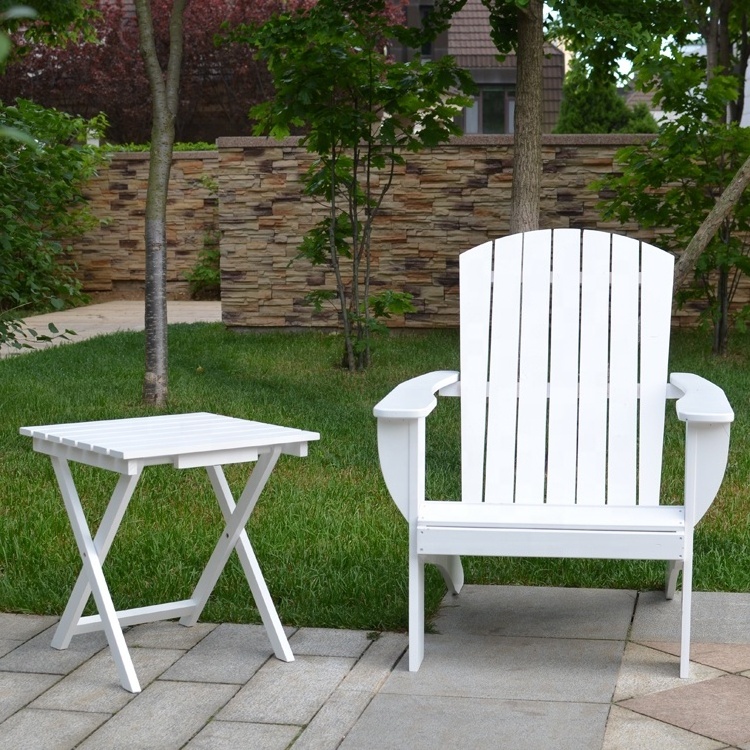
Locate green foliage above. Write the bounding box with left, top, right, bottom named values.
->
left=104, top=141, right=218, bottom=152
left=596, top=73, right=750, bottom=354
left=185, top=237, right=221, bottom=300
left=0, top=99, right=105, bottom=318
left=236, top=0, right=475, bottom=370
left=554, top=59, right=658, bottom=134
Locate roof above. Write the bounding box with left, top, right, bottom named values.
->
left=448, top=0, right=563, bottom=70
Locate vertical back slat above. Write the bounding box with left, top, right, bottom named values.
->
left=607, top=234, right=640, bottom=505
left=546, top=229, right=582, bottom=505
left=460, top=241, right=494, bottom=504
left=576, top=231, right=611, bottom=505
left=514, top=230, right=553, bottom=504
left=639, top=242, right=674, bottom=505
left=485, top=235, right=523, bottom=504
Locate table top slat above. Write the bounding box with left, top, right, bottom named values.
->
left=21, top=412, right=320, bottom=461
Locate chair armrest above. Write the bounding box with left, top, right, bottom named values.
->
left=373, top=371, right=460, bottom=420
left=670, top=372, right=734, bottom=424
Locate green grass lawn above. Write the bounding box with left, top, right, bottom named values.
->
left=1, top=324, right=749, bottom=632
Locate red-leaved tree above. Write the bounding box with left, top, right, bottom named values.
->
left=0, top=0, right=313, bottom=142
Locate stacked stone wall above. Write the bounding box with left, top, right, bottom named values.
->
left=72, top=136, right=742, bottom=328
left=71, top=151, right=219, bottom=299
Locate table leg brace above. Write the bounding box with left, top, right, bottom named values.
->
left=180, top=448, right=293, bottom=661
left=50, top=457, right=142, bottom=693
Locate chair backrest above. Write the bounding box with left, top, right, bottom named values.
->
left=459, top=228, right=674, bottom=507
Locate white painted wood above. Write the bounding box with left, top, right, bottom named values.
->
left=422, top=554, right=464, bottom=593
left=459, top=242, right=494, bottom=504
left=374, top=371, right=460, bottom=419
left=50, top=456, right=141, bottom=693
left=546, top=228, right=582, bottom=505
left=576, top=231, right=611, bottom=505
left=182, top=448, right=282, bottom=626
left=670, top=373, right=735, bottom=422
left=485, top=234, right=524, bottom=504
left=514, top=230, right=553, bottom=504
left=20, top=412, right=319, bottom=462
left=484, top=236, right=522, bottom=502
left=51, top=471, right=142, bottom=650
left=665, top=560, right=682, bottom=600
left=417, top=527, right=686, bottom=560
left=196, top=464, right=293, bottom=662
left=371, top=229, right=734, bottom=678
left=419, top=500, right=684, bottom=532
left=607, top=234, right=640, bottom=505
left=23, top=413, right=317, bottom=691
left=639, top=243, right=674, bottom=505
left=72, top=600, right=197, bottom=634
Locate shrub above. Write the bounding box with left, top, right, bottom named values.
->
left=0, top=99, right=105, bottom=314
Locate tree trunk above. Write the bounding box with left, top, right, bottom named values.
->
left=509, top=0, right=543, bottom=234
left=673, top=152, right=750, bottom=290
left=135, top=0, right=189, bottom=406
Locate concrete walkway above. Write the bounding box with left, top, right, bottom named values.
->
left=0, top=301, right=222, bottom=358
left=2, top=586, right=750, bottom=749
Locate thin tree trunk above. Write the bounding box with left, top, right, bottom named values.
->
left=135, top=0, right=189, bottom=406
left=674, top=152, right=750, bottom=290
left=509, top=0, right=543, bottom=234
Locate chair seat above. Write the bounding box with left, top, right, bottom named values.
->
left=419, top=501, right=685, bottom=533
left=418, top=502, right=686, bottom=560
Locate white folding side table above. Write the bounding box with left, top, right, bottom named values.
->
left=20, top=412, right=320, bottom=693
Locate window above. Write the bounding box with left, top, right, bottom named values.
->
left=420, top=5, right=433, bottom=58
left=462, top=86, right=516, bottom=134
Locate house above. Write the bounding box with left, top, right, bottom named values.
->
left=393, top=0, right=564, bottom=134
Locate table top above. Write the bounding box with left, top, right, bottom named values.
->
left=20, top=412, right=320, bottom=461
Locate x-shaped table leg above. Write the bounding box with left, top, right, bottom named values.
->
left=180, top=447, right=293, bottom=662
left=49, top=456, right=143, bottom=693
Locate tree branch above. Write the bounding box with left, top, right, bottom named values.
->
left=673, top=152, right=750, bottom=290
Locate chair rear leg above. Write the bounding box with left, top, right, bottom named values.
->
left=665, top=560, right=682, bottom=600
left=408, top=548, right=425, bottom=671
left=423, top=554, right=464, bottom=594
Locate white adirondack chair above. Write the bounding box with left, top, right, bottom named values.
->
left=374, top=229, right=733, bottom=678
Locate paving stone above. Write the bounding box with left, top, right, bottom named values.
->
left=184, top=720, right=300, bottom=749
left=0, top=708, right=109, bottom=750
left=290, top=628, right=371, bottom=658
left=0, top=627, right=107, bottom=675
left=31, top=647, right=185, bottom=713
left=0, top=613, right=58, bottom=642
left=219, top=654, right=354, bottom=725
left=76, top=680, right=239, bottom=750
left=435, top=585, right=637, bottom=640
left=640, top=641, right=750, bottom=674
left=338, top=693, right=609, bottom=750
left=339, top=633, right=408, bottom=693
left=603, top=705, right=726, bottom=750
left=382, top=633, right=623, bottom=703
left=613, top=643, right=724, bottom=701
left=632, top=592, right=750, bottom=644
left=620, top=674, right=750, bottom=747
left=159, top=623, right=281, bottom=684
left=125, top=621, right=217, bottom=650
left=292, top=688, right=374, bottom=750
left=0, top=671, right=61, bottom=722
left=0, top=640, right=22, bottom=658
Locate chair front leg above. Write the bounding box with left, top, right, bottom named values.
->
left=408, top=538, right=425, bottom=672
